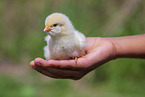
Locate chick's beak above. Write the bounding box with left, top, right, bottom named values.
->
left=44, top=24, right=52, bottom=32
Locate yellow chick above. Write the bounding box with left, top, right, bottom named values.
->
left=43, top=13, right=87, bottom=62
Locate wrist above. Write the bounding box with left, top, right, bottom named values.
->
left=100, top=37, right=119, bottom=59
left=102, top=37, right=125, bottom=59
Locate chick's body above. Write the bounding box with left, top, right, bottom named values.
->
left=43, top=13, right=87, bottom=60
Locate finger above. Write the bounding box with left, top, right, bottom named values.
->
left=34, top=65, right=81, bottom=80
left=46, top=68, right=84, bottom=80
left=45, top=67, right=83, bottom=77
left=33, top=57, right=90, bottom=70
left=47, top=60, right=76, bottom=69
left=30, top=61, right=35, bottom=68
left=34, top=58, right=79, bottom=70
left=46, top=67, right=83, bottom=80
left=32, top=65, right=60, bottom=78
left=34, top=58, right=48, bottom=66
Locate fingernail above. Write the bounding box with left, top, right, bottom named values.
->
left=30, top=61, right=34, bottom=65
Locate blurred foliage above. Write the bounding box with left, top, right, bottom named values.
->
left=0, top=0, right=145, bottom=97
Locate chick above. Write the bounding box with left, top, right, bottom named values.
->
left=43, top=13, right=87, bottom=62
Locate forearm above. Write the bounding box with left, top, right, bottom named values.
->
left=105, top=34, right=145, bottom=58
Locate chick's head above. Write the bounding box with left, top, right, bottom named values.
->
left=44, top=13, right=74, bottom=37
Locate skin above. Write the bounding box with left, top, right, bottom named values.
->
left=30, top=34, right=145, bottom=80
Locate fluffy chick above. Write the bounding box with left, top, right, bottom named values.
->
left=43, top=13, right=87, bottom=61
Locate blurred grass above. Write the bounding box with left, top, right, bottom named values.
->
left=0, top=0, right=145, bottom=97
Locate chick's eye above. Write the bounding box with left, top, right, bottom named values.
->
left=53, top=24, right=58, bottom=27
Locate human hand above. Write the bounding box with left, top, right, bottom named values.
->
left=30, top=37, right=117, bottom=80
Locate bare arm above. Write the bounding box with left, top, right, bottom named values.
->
left=106, top=34, right=145, bottom=58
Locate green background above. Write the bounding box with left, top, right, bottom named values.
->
left=0, top=0, right=145, bottom=97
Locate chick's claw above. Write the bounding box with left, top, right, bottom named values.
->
left=75, top=57, right=78, bottom=64
left=74, top=56, right=85, bottom=64
left=80, top=56, right=85, bottom=58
